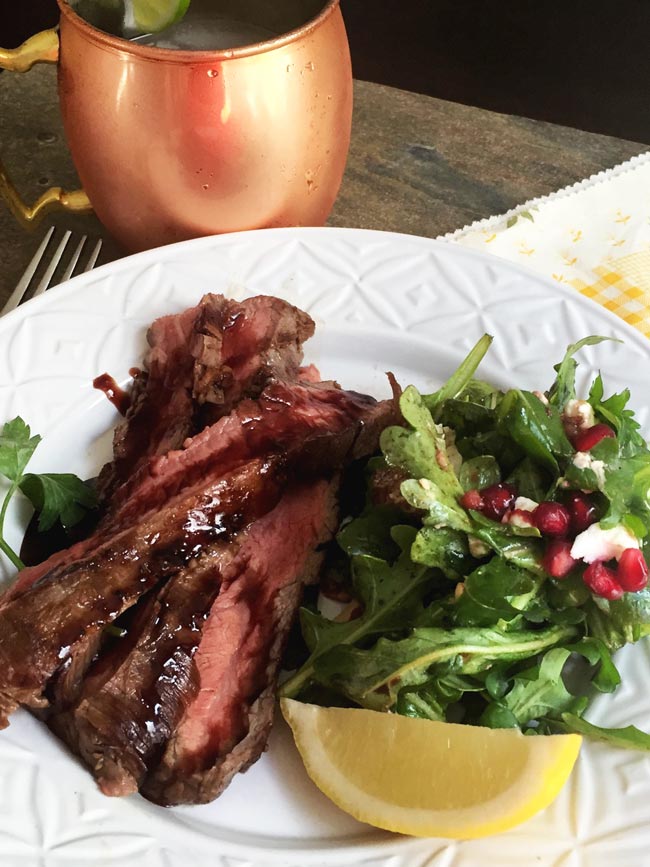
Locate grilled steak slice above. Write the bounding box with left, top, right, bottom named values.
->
left=191, top=293, right=314, bottom=422
left=105, top=382, right=397, bottom=531
left=51, top=555, right=224, bottom=796
left=96, top=304, right=198, bottom=503
left=142, top=478, right=338, bottom=806
left=0, top=456, right=286, bottom=729
left=1, top=383, right=395, bottom=608
left=55, top=480, right=335, bottom=798
left=98, top=294, right=314, bottom=505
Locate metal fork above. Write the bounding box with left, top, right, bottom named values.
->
left=2, top=227, right=103, bottom=315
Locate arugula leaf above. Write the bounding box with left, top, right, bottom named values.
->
left=453, top=558, right=541, bottom=626
left=498, top=389, right=573, bottom=472
left=566, top=637, right=621, bottom=693
left=19, top=473, right=97, bottom=531
left=337, top=505, right=403, bottom=561
left=469, top=512, right=545, bottom=575
left=459, top=455, right=500, bottom=492
left=589, top=374, right=648, bottom=458
left=280, top=526, right=434, bottom=698
left=547, top=336, right=616, bottom=409
left=400, top=477, right=471, bottom=532
left=601, top=450, right=650, bottom=528
left=479, top=702, right=519, bottom=729
left=498, top=647, right=587, bottom=724
left=506, top=457, right=549, bottom=502
left=456, top=379, right=503, bottom=408
left=495, top=639, right=619, bottom=726
left=560, top=713, right=650, bottom=751
left=564, top=436, right=618, bottom=495
left=437, top=400, right=497, bottom=439
left=312, top=624, right=577, bottom=711
left=585, top=591, right=650, bottom=652
left=423, top=334, right=493, bottom=417
left=457, top=429, right=525, bottom=474
left=410, top=526, right=473, bottom=579
left=397, top=672, right=485, bottom=721
left=396, top=684, right=446, bottom=721
left=381, top=386, right=471, bottom=532
left=382, top=387, right=464, bottom=495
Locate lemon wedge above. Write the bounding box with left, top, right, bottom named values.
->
left=280, top=699, right=581, bottom=839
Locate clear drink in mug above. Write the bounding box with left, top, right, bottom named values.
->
left=71, top=0, right=283, bottom=48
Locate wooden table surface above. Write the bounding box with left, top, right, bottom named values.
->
left=0, top=65, right=646, bottom=307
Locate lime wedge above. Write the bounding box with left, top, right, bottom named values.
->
left=124, top=0, right=190, bottom=34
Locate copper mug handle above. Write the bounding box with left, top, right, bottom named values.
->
left=0, top=30, right=92, bottom=228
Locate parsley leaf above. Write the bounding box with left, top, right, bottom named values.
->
left=0, top=416, right=97, bottom=569
left=20, top=473, right=97, bottom=531
left=0, top=417, right=41, bottom=483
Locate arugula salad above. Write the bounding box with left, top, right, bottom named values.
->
left=281, top=335, right=650, bottom=750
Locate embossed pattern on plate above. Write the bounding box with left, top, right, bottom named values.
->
left=0, top=227, right=649, bottom=867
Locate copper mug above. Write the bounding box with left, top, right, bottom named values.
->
left=0, top=0, right=352, bottom=252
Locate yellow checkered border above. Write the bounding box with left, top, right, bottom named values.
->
left=571, top=266, right=650, bottom=336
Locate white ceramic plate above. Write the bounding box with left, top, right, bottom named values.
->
left=1, top=227, right=650, bottom=867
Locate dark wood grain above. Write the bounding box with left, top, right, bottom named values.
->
left=0, top=67, right=645, bottom=307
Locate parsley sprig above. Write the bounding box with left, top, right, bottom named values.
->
left=0, top=417, right=97, bottom=570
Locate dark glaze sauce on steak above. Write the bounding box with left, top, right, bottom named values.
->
left=0, top=293, right=399, bottom=806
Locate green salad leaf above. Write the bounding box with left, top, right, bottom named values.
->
left=285, top=334, right=650, bottom=755
left=312, top=624, right=577, bottom=712
left=547, top=336, right=616, bottom=409
left=560, top=713, right=650, bottom=751
left=280, top=524, right=433, bottom=699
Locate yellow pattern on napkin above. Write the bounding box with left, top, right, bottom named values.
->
left=444, top=153, right=650, bottom=336
left=573, top=251, right=650, bottom=334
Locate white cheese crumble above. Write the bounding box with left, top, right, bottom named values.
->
left=572, top=451, right=606, bottom=488
left=564, top=399, right=596, bottom=430
left=514, top=497, right=538, bottom=513
left=508, top=511, right=535, bottom=528
left=570, top=522, right=639, bottom=564
left=502, top=496, right=538, bottom=528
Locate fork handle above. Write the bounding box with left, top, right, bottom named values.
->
left=0, top=30, right=92, bottom=228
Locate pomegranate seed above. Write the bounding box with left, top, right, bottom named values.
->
left=574, top=423, right=616, bottom=452
left=543, top=539, right=578, bottom=578
left=480, top=483, right=517, bottom=521
left=583, top=561, right=624, bottom=600
left=460, top=489, right=484, bottom=511
left=533, top=501, right=571, bottom=537
left=565, top=492, right=598, bottom=533
left=617, top=548, right=649, bottom=592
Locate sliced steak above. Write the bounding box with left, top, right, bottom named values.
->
left=51, top=555, right=224, bottom=796
left=105, top=382, right=397, bottom=532
left=2, top=382, right=394, bottom=608
left=96, top=304, right=199, bottom=503
left=142, top=478, right=338, bottom=806
left=0, top=456, right=287, bottom=729
left=55, top=479, right=335, bottom=798
left=98, top=294, right=314, bottom=505
left=191, top=293, right=314, bottom=422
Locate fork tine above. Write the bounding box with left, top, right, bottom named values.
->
left=32, top=230, right=72, bottom=298
left=84, top=238, right=103, bottom=272
left=1, top=227, right=56, bottom=315
left=60, top=235, right=87, bottom=283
